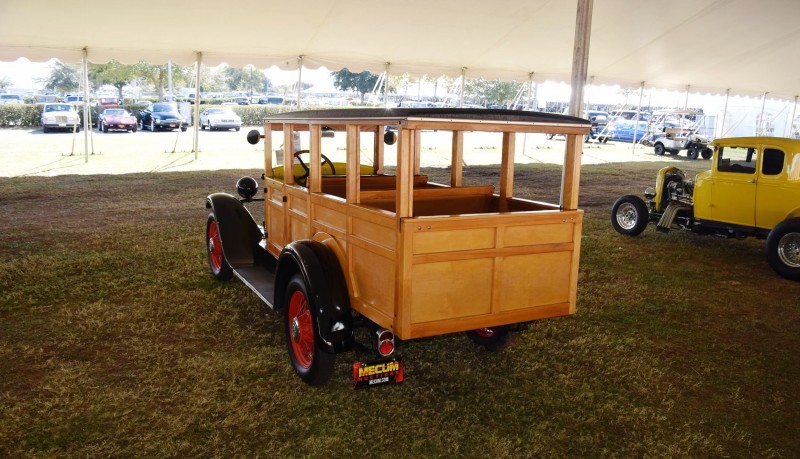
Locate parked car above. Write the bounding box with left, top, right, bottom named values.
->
left=139, top=102, right=187, bottom=131
left=0, top=94, right=24, bottom=104
left=206, top=108, right=591, bottom=386
left=232, top=97, right=250, bottom=105
left=63, top=95, right=84, bottom=105
left=97, top=108, right=137, bottom=133
left=40, top=103, right=81, bottom=132
left=606, top=119, right=648, bottom=142
left=611, top=136, right=800, bottom=280
left=199, top=107, right=242, bottom=131
left=257, top=96, right=284, bottom=105
left=98, top=97, right=119, bottom=106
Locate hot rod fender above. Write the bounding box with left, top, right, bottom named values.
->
left=205, top=193, right=262, bottom=268
left=275, top=240, right=354, bottom=354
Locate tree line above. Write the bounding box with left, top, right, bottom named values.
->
left=36, top=61, right=531, bottom=107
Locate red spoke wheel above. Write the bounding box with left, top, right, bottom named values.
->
left=466, top=326, right=510, bottom=351
left=283, top=274, right=335, bottom=385
left=206, top=213, right=233, bottom=281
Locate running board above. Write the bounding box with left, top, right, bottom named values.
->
left=233, top=265, right=277, bottom=309
left=656, top=201, right=692, bottom=233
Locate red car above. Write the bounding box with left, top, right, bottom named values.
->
left=98, top=108, right=137, bottom=133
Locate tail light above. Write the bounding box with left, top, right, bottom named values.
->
left=376, top=329, right=395, bottom=357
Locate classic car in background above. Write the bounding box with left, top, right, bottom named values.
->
left=40, top=103, right=81, bottom=133
left=98, top=108, right=137, bottom=133
left=139, top=102, right=187, bottom=132
left=199, top=107, right=242, bottom=131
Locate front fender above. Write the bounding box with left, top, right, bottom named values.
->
left=205, top=193, right=262, bottom=268
left=275, top=240, right=353, bottom=354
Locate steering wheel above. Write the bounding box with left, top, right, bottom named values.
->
left=292, top=150, right=336, bottom=186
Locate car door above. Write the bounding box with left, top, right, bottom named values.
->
left=710, top=145, right=758, bottom=227
left=754, top=145, right=789, bottom=230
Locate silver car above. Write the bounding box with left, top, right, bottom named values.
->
left=199, top=107, right=242, bottom=131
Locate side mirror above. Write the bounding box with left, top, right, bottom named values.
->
left=384, top=131, right=397, bottom=145
left=247, top=129, right=264, bottom=145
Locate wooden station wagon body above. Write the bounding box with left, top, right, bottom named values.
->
left=205, top=108, right=591, bottom=385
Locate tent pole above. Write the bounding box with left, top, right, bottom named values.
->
left=459, top=67, right=466, bottom=108
left=632, top=81, right=644, bottom=154
left=193, top=52, right=202, bottom=159
left=720, top=88, right=730, bottom=137
left=758, top=92, right=768, bottom=136
left=82, top=47, right=89, bottom=164
left=787, top=96, right=798, bottom=137
left=384, top=63, right=390, bottom=107
left=526, top=72, right=534, bottom=110
left=683, top=85, right=690, bottom=109
left=585, top=75, right=594, bottom=114
left=567, top=0, right=592, bottom=118
left=296, top=55, right=304, bottom=108
left=562, top=0, right=593, bottom=212
left=168, top=61, right=173, bottom=101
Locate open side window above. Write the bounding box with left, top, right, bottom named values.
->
left=717, top=146, right=757, bottom=174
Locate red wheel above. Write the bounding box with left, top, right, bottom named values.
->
left=466, top=326, right=510, bottom=351
left=287, top=289, right=314, bottom=369
left=206, top=213, right=232, bottom=281
left=283, top=274, right=335, bottom=385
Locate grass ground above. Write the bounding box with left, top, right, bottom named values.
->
left=1, top=162, right=798, bottom=457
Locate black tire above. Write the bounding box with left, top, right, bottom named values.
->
left=206, top=213, right=233, bottom=281
left=654, top=143, right=665, bottom=155
left=42, top=126, right=49, bottom=133
left=283, top=273, right=336, bottom=385
left=181, top=126, right=187, bottom=132
left=207, top=121, right=212, bottom=131
left=687, top=147, right=699, bottom=160
left=765, top=218, right=800, bottom=281
left=701, top=147, right=712, bottom=159
left=611, top=195, right=649, bottom=236
left=466, top=327, right=510, bottom=351
left=132, top=124, right=137, bottom=133
left=235, top=127, right=240, bottom=132
left=102, top=124, right=108, bottom=133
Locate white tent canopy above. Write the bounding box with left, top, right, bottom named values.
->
left=1, top=0, right=798, bottom=98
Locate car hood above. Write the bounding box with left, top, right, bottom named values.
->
left=104, top=114, right=135, bottom=122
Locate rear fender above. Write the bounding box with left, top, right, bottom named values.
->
left=205, top=193, right=262, bottom=268
left=275, top=240, right=353, bottom=354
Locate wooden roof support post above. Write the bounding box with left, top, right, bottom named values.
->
left=561, top=135, right=582, bottom=210
left=499, top=132, right=515, bottom=211
left=283, top=124, right=295, bottom=186
left=450, top=130, right=464, bottom=187
left=309, top=124, right=322, bottom=193
left=263, top=124, right=273, bottom=178
left=346, top=125, right=361, bottom=204
left=373, top=126, right=385, bottom=174
left=396, top=128, right=413, bottom=218
left=413, top=130, right=422, bottom=175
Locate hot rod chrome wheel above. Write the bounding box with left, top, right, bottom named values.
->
left=766, top=219, right=800, bottom=281
left=615, top=202, right=639, bottom=230
left=610, top=195, right=649, bottom=236
left=283, top=274, right=335, bottom=385
left=777, top=232, right=800, bottom=268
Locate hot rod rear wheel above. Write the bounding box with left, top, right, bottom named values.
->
left=611, top=195, right=649, bottom=236
left=766, top=218, right=800, bottom=281
left=206, top=213, right=233, bottom=281
left=466, top=327, right=510, bottom=351
left=283, top=274, right=335, bottom=385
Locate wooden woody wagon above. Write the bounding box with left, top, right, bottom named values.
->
left=204, top=108, right=590, bottom=386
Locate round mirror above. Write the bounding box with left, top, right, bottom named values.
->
left=236, top=176, right=259, bottom=200
left=384, top=131, right=397, bottom=145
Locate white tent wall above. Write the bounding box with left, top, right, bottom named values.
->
left=1, top=0, right=798, bottom=100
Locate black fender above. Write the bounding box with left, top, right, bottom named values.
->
left=275, top=240, right=353, bottom=354
left=205, top=193, right=262, bottom=268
